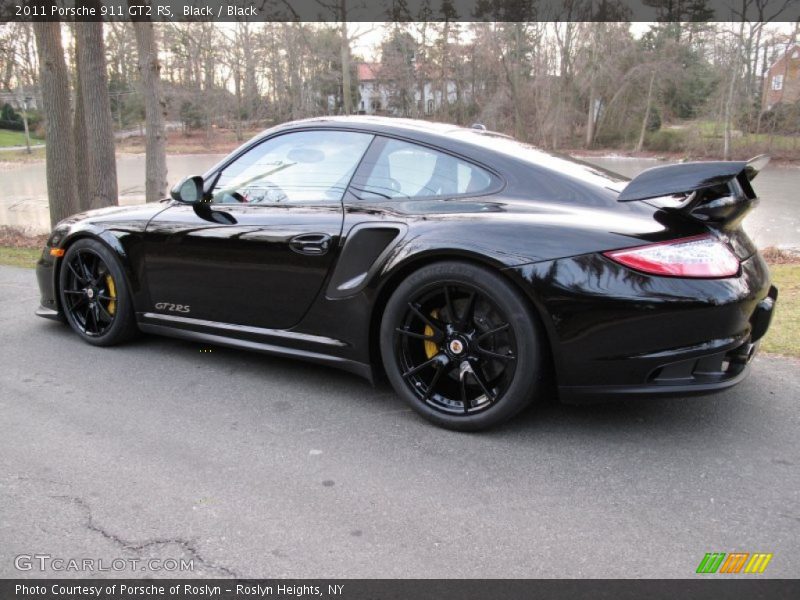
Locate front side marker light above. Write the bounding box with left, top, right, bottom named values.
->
left=49, top=248, right=65, bottom=258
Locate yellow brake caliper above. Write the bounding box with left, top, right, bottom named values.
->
left=105, top=274, right=117, bottom=315
left=424, top=309, right=440, bottom=359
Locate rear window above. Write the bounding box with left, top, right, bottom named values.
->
left=351, top=138, right=495, bottom=201
left=451, top=130, right=629, bottom=194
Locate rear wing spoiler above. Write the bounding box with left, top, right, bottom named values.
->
left=618, top=155, right=770, bottom=202
left=617, top=155, right=770, bottom=227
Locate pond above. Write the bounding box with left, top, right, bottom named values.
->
left=1, top=153, right=797, bottom=249
left=585, top=156, right=799, bottom=250
left=0, top=154, right=225, bottom=234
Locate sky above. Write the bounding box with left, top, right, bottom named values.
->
left=347, top=21, right=777, bottom=61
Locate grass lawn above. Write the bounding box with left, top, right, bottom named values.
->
left=761, top=264, right=800, bottom=358
left=683, top=119, right=800, bottom=154
left=0, top=146, right=46, bottom=162
left=0, top=246, right=41, bottom=268
left=1, top=246, right=796, bottom=358
left=0, top=128, right=42, bottom=147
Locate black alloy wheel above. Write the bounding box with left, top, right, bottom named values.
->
left=59, top=238, right=137, bottom=346
left=381, top=261, right=544, bottom=431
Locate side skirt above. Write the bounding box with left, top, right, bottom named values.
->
left=137, top=318, right=374, bottom=382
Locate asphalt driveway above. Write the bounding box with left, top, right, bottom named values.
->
left=1, top=265, right=798, bottom=578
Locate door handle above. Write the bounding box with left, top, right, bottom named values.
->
left=289, top=233, right=332, bottom=256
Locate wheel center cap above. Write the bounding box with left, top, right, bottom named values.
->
left=448, top=339, right=465, bottom=355
left=86, top=288, right=94, bottom=299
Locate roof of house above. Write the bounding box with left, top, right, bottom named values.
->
left=768, top=43, right=800, bottom=71
left=357, top=62, right=381, bottom=81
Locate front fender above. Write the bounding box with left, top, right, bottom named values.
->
left=43, top=204, right=165, bottom=315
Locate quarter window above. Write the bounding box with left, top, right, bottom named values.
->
left=211, top=131, right=373, bottom=204
left=351, top=138, right=495, bottom=200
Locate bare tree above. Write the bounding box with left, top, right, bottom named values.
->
left=72, top=32, right=90, bottom=204
left=24, top=18, right=798, bottom=179
left=584, top=26, right=601, bottom=148
left=2, top=23, right=39, bottom=92
left=75, top=19, right=118, bottom=209
left=33, top=22, right=78, bottom=227
left=313, top=0, right=362, bottom=114
left=131, top=6, right=168, bottom=202
left=636, top=71, right=657, bottom=151
left=340, top=5, right=352, bottom=114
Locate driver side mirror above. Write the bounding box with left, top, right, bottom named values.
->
left=170, top=176, right=205, bottom=204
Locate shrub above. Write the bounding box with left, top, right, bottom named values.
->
left=179, top=101, right=205, bottom=130
left=0, top=120, right=24, bottom=131
left=0, top=102, right=24, bottom=131
left=759, top=102, right=800, bottom=135
left=1, top=103, right=19, bottom=122
left=592, top=128, right=634, bottom=147
left=646, top=106, right=662, bottom=132
left=644, top=129, right=687, bottom=152
left=0, top=104, right=41, bottom=132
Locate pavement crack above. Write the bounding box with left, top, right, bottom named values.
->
left=50, top=495, right=241, bottom=577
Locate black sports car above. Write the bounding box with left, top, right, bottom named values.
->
left=36, top=117, right=777, bottom=430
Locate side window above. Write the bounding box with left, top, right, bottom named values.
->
left=351, top=138, right=495, bottom=201
left=211, top=131, right=373, bottom=204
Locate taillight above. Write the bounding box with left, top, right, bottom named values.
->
left=603, top=234, right=740, bottom=278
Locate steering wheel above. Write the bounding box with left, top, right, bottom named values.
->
left=246, top=180, right=289, bottom=204
left=215, top=180, right=289, bottom=204
left=225, top=192, right=247, bottom=204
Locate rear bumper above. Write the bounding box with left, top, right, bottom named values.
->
left=559, top=338, right=759, bottom=404
left=508, top=252, right=777, bottom=404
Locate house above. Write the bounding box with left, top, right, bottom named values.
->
left=355, top=62, right=459, bottom=117
left=762, top=43, right=800, bottom=111
left=356, top=63, right=388, bottom=114
left=0, top=89, right=38, bottom=111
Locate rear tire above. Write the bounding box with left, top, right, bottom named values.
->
left=59, top=238, right=138, bottom=346
left=380, top=261, right=544, bottom=431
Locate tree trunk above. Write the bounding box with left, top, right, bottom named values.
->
left=636, top=71, right=656, bottom=152
left=233, top=63, right=244, bottom=141
left=73, top=43, right=91, bottom=204
left=242, top=24, right=258, bottom=119
left=75, top=20, right=118, bottom=210
left=439, top=21, right=450, bottom=116
left=723, top=21, right=745, bottom=161
left=722, top=69, right=736, bottom=161
left=33, top=22, right=78, bottom=228
left=585, top=85, right=596, bottom=148
left=2, top=52, right=13, bottom=90
left=584, top=26, right=599, bottom=149
left=339, top=4, right=352, bottom=115
left=416, top=24, right=428, bottom=116
left=132, top=17, right=168, bottom=202
left=501, top=51, right=524, bottom=141
left=19, top=96, right=31, bottom=154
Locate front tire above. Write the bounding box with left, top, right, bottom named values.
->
left=59, top=238, right=137, bottom=346
left=380, top=261, right=544, bottom=431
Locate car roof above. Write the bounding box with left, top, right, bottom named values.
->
left=273, top=115, right=518, bottom=147
left=282, top=115, right=471, bottom=136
